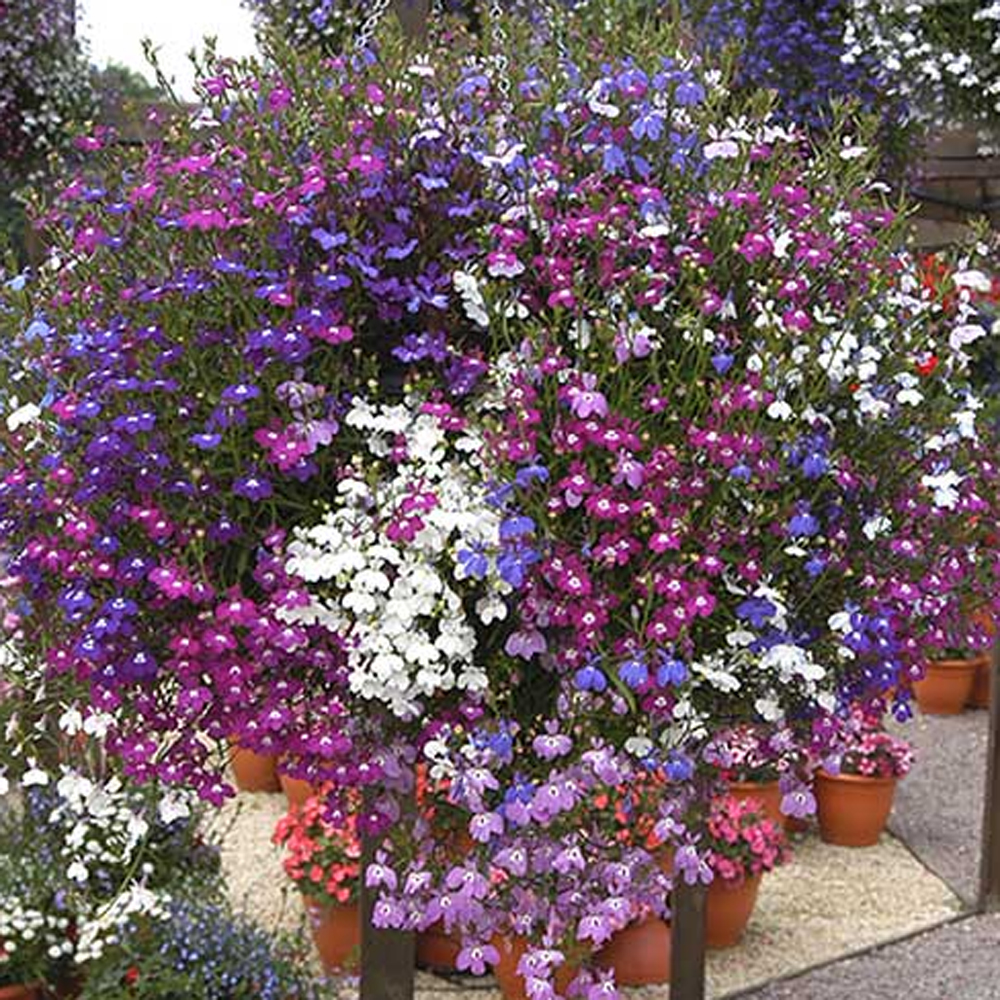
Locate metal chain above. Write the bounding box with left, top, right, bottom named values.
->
left=537, top=0, right=570, bottom=65
left=488, top=0, right=512, bottom=101
left=355, top=0, right=393, bottom=52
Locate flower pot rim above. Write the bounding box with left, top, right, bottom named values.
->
left=728, top=778, right=780, bottom=791
left=924, top=657, right=980, bottom=670
left=816, top=768, right=897, bottom=786
left=0, top=984, right=42, bottom=1000
left=710, top=871, right=763, bottom=890
left=302, top=894, right=360, bottom=911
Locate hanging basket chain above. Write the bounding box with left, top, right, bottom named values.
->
left=538, top=0, right=570, bottom=64
left=355, top=0, right=393, bottom=52
left=488, top=0, right=512, bottom=102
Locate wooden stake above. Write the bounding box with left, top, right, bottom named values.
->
left=671, top=879, right=708, bottom=1000
left=360, top=830, right=416, bottom=1000
left=393, top=0, right=432, bottom=41
left=979, top=636, right=1000, bottom=912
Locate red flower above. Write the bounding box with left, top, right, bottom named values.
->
left=915, top=355, right=939, bottom=377
left=124, top=966, right=141, bottom=986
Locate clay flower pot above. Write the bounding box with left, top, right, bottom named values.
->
left=913, top=658, right=976, bottom=715
left=0, top=985, right=42, bottom=1000
left=492, top=936, right=578, bottom=1000
left=728, top=780, right=784, bottom=829
left=416, top=922, right=463, bottom=972
left=279, top=772, right=315, bottom=807
left=228, top=740, right=280, bottom=793
left=303, top=897, right=361, bottom=972
left=595, top=915, right=671, bottom=985
left=705, top=873, right=761, bottom=949
left=815, top=770, right=896, bottom=847
left=969, top=654, right=992, bottom=709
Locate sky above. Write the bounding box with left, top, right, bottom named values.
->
left=78, top=0, right=260, bottom=99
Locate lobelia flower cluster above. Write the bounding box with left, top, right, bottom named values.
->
left=0, top=3, right=998, bottom=996
left=844, top=0, right=1000, bottom=144
left=0, top=760, right=211, bottom=987
left=687, top=0, right=898, bottom=132
left=0, top=0, right=95, bottom=187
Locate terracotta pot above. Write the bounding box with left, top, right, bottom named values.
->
left=913, top=658, right=976, bottom=715
left=969, top=654, right=992, bottom=709
left=417, top=922, right=463, bottom=971
left=228, top=740, right=280, bottom=793
left=0, top=986, right=42, bottom=1000
left=279, top=772, right=315, bottom=807
left=492, top=936, right=578, bottom=1000
left=785, top=815, right=811, bottom=834
left=595, top=915, right=671, bottom=985
left=657, top=846, right=675, bottom=876
left=728, top=780, right=784, bottom=829
left=303, top=898, right=361, bottom=973
left=815, top=770, right=896, bottom=847
left=705, top=873, right=761, bottom=949
left=0, top=986, right=44, bottom=1000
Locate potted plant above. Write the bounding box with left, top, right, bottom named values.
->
left=701, top=796, right=790, bottom=949
left=704, top=724, right=800, bottom=829
left=272, top=788, right=362, bottom=973
left=816, top=711, right=913, bottom=847
left=591, top=772, right=673, bottom=986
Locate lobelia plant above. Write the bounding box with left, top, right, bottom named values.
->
left=702, top=723, right=805, bottom=786
left=76, top=894, right=328, bottom=1000
left=844, top=0, right=1000, bottom=145
left=0, top=758, right=215, bottom=989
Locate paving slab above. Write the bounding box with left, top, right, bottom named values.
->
left=734, top=913, right=1000, bottom=1000
left=888, top=709, right=990, bottom=905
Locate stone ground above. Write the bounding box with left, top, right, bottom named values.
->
left=220, top=701, right=1000, bottom=998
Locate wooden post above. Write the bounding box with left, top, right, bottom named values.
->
left=979, top=636, right=1000, bottom=912
left=393, top=0, right=432, bottom=41
left=670, top=880, right=708, bottom=1000
left=360, top=831, right=417, bottom=1000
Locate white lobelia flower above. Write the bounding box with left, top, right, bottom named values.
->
left=66, top=860, right=89, bottom=884
left=58, top=707, right=84, bottom=735
left=157, top=790, right=192, bottom=825
left=950, top=322, right=987, bottom=352
left=22, top=764, right=50, bottom=787
left=6, top=401, right=40, bottom=432
left=760, top=644, right=826, bottom=684
left=921, top=469, right=964, bottom=509
left=453, top=271, right=489, bottom=328
left=754, top=695, right=783, bottom=722
left=862, top=514, right=891, bottom=540
left=625, top=736, right=654, bottom=758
